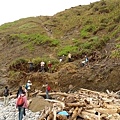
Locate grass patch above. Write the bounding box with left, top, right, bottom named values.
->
left=58, top=45, right=78, bottom=56
left=111, top=50, right=120, bottom=58
left=80, top=25, right=96, bottom=38
left=0, top=22, right=16, bottom=30
left=18, top=23, right=37, bottom=29
left=11, top=33, right=59, bottom=47
left=10, top=58, right=27, bottom=66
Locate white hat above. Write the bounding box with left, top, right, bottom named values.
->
left=28, top=80, right=31, bottom=82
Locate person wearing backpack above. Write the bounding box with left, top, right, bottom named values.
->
left=16, top=91, right=28, bottom=120
left=26, top=80, right=32, bottom=97
left=3, top=86, right=9, bottom=106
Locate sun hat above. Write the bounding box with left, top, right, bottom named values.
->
left=28, top=80, right=31, bottom=82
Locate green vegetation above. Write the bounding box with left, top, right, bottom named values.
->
left=0, top=22, right=16, bottom=30
left=10, top=58, right=27, bottom=66
left=0, top=0, right=119, bottom=72
left=18, top=23, right=37, bottom=29
left=9, top=56, right=59, bottom=72
left=10, top=33, right=59, bottom=51
left=80, top=25, right=96, bottom=38
left=58, top=45, right=78, bottom=56
left=111, top=50, right=120, bottom=58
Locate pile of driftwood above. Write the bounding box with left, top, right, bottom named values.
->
left=37, top=88, right=120, bottom=120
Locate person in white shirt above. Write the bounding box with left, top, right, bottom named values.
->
left=26, top=80, right=32, bottom=97
left=68, top=52, right=72, bottom=62
left=40, top=61, right=45, bottom=72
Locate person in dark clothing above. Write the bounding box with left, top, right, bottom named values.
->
left=17, top=86, right=24, bottom=98
left=28, top=59, right=34, bottom=72
left=3, top=86, right=9, bottom=106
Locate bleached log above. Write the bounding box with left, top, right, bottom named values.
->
left=37, top=92, right=69, bottom=97
left=80, top=111, right=100, bottom=120
left=39, top=106, right=51, bottom=120
left=95, top=108, right=118, bottom=114
left=29, top=90, right=39, bottom=97
left=84, top=109, right=96, bottom=114
left=45, top=99, right=65, bottom=109
left=47, top=111, right=53, bottom=120
left=0, top=90, right=39, bottom=99
left=0, top=94, right=17, bottom=100
left=71, top=107, right=79, bottom=120
left=102, top=102, right=120, bottom=109
left=53, top=109, right=57, bottom=120
left=79, top=88, right=108, bottom=97
left=52, top=103, right=63, bottom=113
left=27, top=99, right=32, bottom=106
left=66, top=102, right=86, bottom=107
left=69, top=107, right=75, bottom=114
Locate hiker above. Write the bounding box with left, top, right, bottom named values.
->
left=40, top=60, right=45, bottom=72
left=43, top=83, right=51, bottom=99
left=85, top=55, right=89, bottom=63
left=26, top=80, right=32, bottom=97
left=16, top=91, right=28, bottom=120
left=62, top=55, right=65, bottom=61
left=81, top=55, right=89, bottom=67
left=28, top=59, right=34, bottom=72
left=48, top=61, right=52, bottom=73
left=59, top=58, right=62, bottom=62
left=81, top=60, right=86, bottom=67
left=21, top=85, right=28, bottom=116
left=17, top=86, right=25, bottom=98
left=3, top=86, right=9, bottom=106
left=59, top=55, right=65, bottom=62
left=22, top=85, right=28, bottom=98
left=68, top=52, right=72, bottom=62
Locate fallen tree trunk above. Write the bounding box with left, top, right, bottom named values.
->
left=66, top=102, right=86, bottom=107
left=95, top=108, right=118, bottom=114
left=37, top=92, right=69, bottom=97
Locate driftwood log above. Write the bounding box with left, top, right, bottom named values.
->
left=1, top=88, right=120, bottom=119
left=37, top=88, right=120, bottom=120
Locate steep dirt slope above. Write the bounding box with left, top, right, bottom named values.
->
left=0, top=0, right=120, bottom=94
left=6, top=38, right=120, bottom=94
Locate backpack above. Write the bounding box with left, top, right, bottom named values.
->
left=17, top=95, right=24, bottom=107
left=4, top=89, right=9, bottom=97
left=47, top=86, right=51, bottom=91
left=25, top=84, right=28, bottom=90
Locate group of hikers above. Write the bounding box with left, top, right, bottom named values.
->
left=3, top=81, right=51, bottom=120
left=28, top=51, right=89, bottom=73
left=28, top=59, right=52, bottom=73
left=28, top=52, right=72, bottom=73
left=2, top=52, right=89, bottom=120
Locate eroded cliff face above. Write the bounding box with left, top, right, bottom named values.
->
left=0, top=2, right=119, bottom=94
left=5, top=55, right=120, bottom=94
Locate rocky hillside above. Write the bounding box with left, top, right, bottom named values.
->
left=0, top=0, right=120, bottom=94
